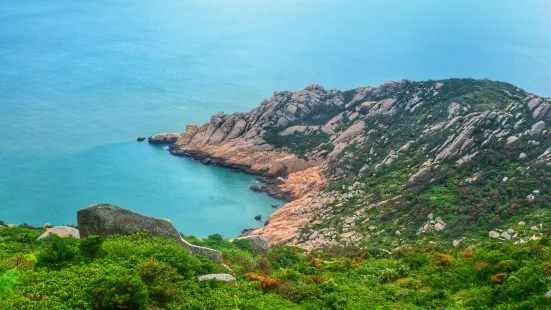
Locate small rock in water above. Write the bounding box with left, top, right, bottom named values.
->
left=250, top=185, right=266, bottom=193
left=254, top=215, right=262, bottom=221
left=271, top=204, right=280, bottom=209
left=137, top=137, right=146, bottom=142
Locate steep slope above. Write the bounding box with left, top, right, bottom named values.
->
left=157, top=79, right=551, bottom=250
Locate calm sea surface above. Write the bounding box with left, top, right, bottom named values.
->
left=1, top=0, right=550, bottom=236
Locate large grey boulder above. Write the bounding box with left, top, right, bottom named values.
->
left=77, top=204, right=222, bottom=263
left=530, top=121, right=545, bottom=136
left=148, top=133, right=180, bottom=144
left=236, top=235, right=269, bottom=254
left=198, top=274, right=236, bottom=283
left=37, top=226, right=80, bottom=240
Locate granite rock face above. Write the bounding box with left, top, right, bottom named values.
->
left=236, top=235, right=269, bottom=254
left=154, top=79, right=551, bottom=250
left=198, top=274, right=236, bottom=283
left=37, top=226, right=80, bottom=240
left=77, top=204, right=222, bottom=262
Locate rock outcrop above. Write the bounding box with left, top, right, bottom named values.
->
left=37, top=226, right=80, bottom=240
left=153, top=79, right=551, bottom=250
left=236, top=235, right=269, bottom=254
left=148, top=133, right=180, bottom=144
left=77, top=204, right=222, bottom=262
left=198, top=274, right=236, bottom=283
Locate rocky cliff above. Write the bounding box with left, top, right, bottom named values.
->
left=155, top=79, right=551, bottom=250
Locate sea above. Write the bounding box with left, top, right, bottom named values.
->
left=1, top=0, right=550, bottom=237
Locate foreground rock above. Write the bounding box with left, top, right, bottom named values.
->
left=236, top=235, right=269, bottom=254
left=198, top=274, right=236, bottom=283
left=37, top=226, right=80, bottom=240
left=148, top=133, right=180, bottom=144
left=77, top=204, right=222, bottom=262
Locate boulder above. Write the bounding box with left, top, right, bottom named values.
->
left=529, top=121, right=545, bottom=136
left=506, top=136, right=519, bottom=144
left=236, top=235, right=269, bottom=254
left=546, top=290, right=551, bottom=299
left=198, top=274, right=236, bottom=283
left=77, top=204, right=222, bottom=262
left=452, top=240, right=462, bottom=248
left=42, top=223, right=53, bottom=229
left=137, top=137, right=146, bottom=142
left=148, top=133, right=180, bottom=144
left=37, top=226, right=80, bottom=240
left=250, top=185, right=266, bottom=193
left=501, top=231, right=511, bottom=240
left=489, top=231, right=500, bottom=238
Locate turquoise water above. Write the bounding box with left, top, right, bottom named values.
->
left=1, top=0, right=551, bottom=236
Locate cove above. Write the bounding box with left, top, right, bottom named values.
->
left=0, top=142, right=282, bottom=237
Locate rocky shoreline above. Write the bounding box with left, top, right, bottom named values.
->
left=147, top=79, right=551, bottom=251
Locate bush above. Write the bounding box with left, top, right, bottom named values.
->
left=0, top=270, right=19, bottom=297
left=88, top=266, right=149, bottom=309
left=37, top=235, right=78, bottom=269
left=276, top=282, right=322, bottom=303
left=138, top=259, right=178, bottom=307
left=276, top=253, right=299, bottom=268
left=79, top=236, right=104, bottom=259
left=435, top=253, right=454, bottom=267
left=491, top=273, right=507, bottom=284
left=404, top=253, right=429, bottom=269
left=247, top=273, right=282, bottom=292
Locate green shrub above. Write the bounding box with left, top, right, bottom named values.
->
left=276, top=253, right=299, bottom=268
left=404, top=253, right=429, bottom=269
left=0, top=270, right=19, bottom=297
left=37, top=235, right=78, bottom=269
left=276, top=282, right=322, bottom=303
left=79, top=236, right=104, bottom=259
left=138, top=259, right=179, bottom=307
left=88, top=266, right=149, bottom=310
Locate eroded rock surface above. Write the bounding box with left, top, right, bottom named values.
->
left=77, top=204, right=222, bottom=262
left=37, top=226, right=80, bottom=240
left=148, top=133, right=180, bottom=144
left=152, top=79, right=551, bottom=250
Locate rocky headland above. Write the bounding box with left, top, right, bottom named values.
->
left=150, top=79, right=551, bottom=251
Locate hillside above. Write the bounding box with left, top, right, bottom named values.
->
left=2, top=224, right=551, bottom=309
left=161, top=78, right=551, bottom=251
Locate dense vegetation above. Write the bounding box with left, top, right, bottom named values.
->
left=1, top=224, right=551, bottom=309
